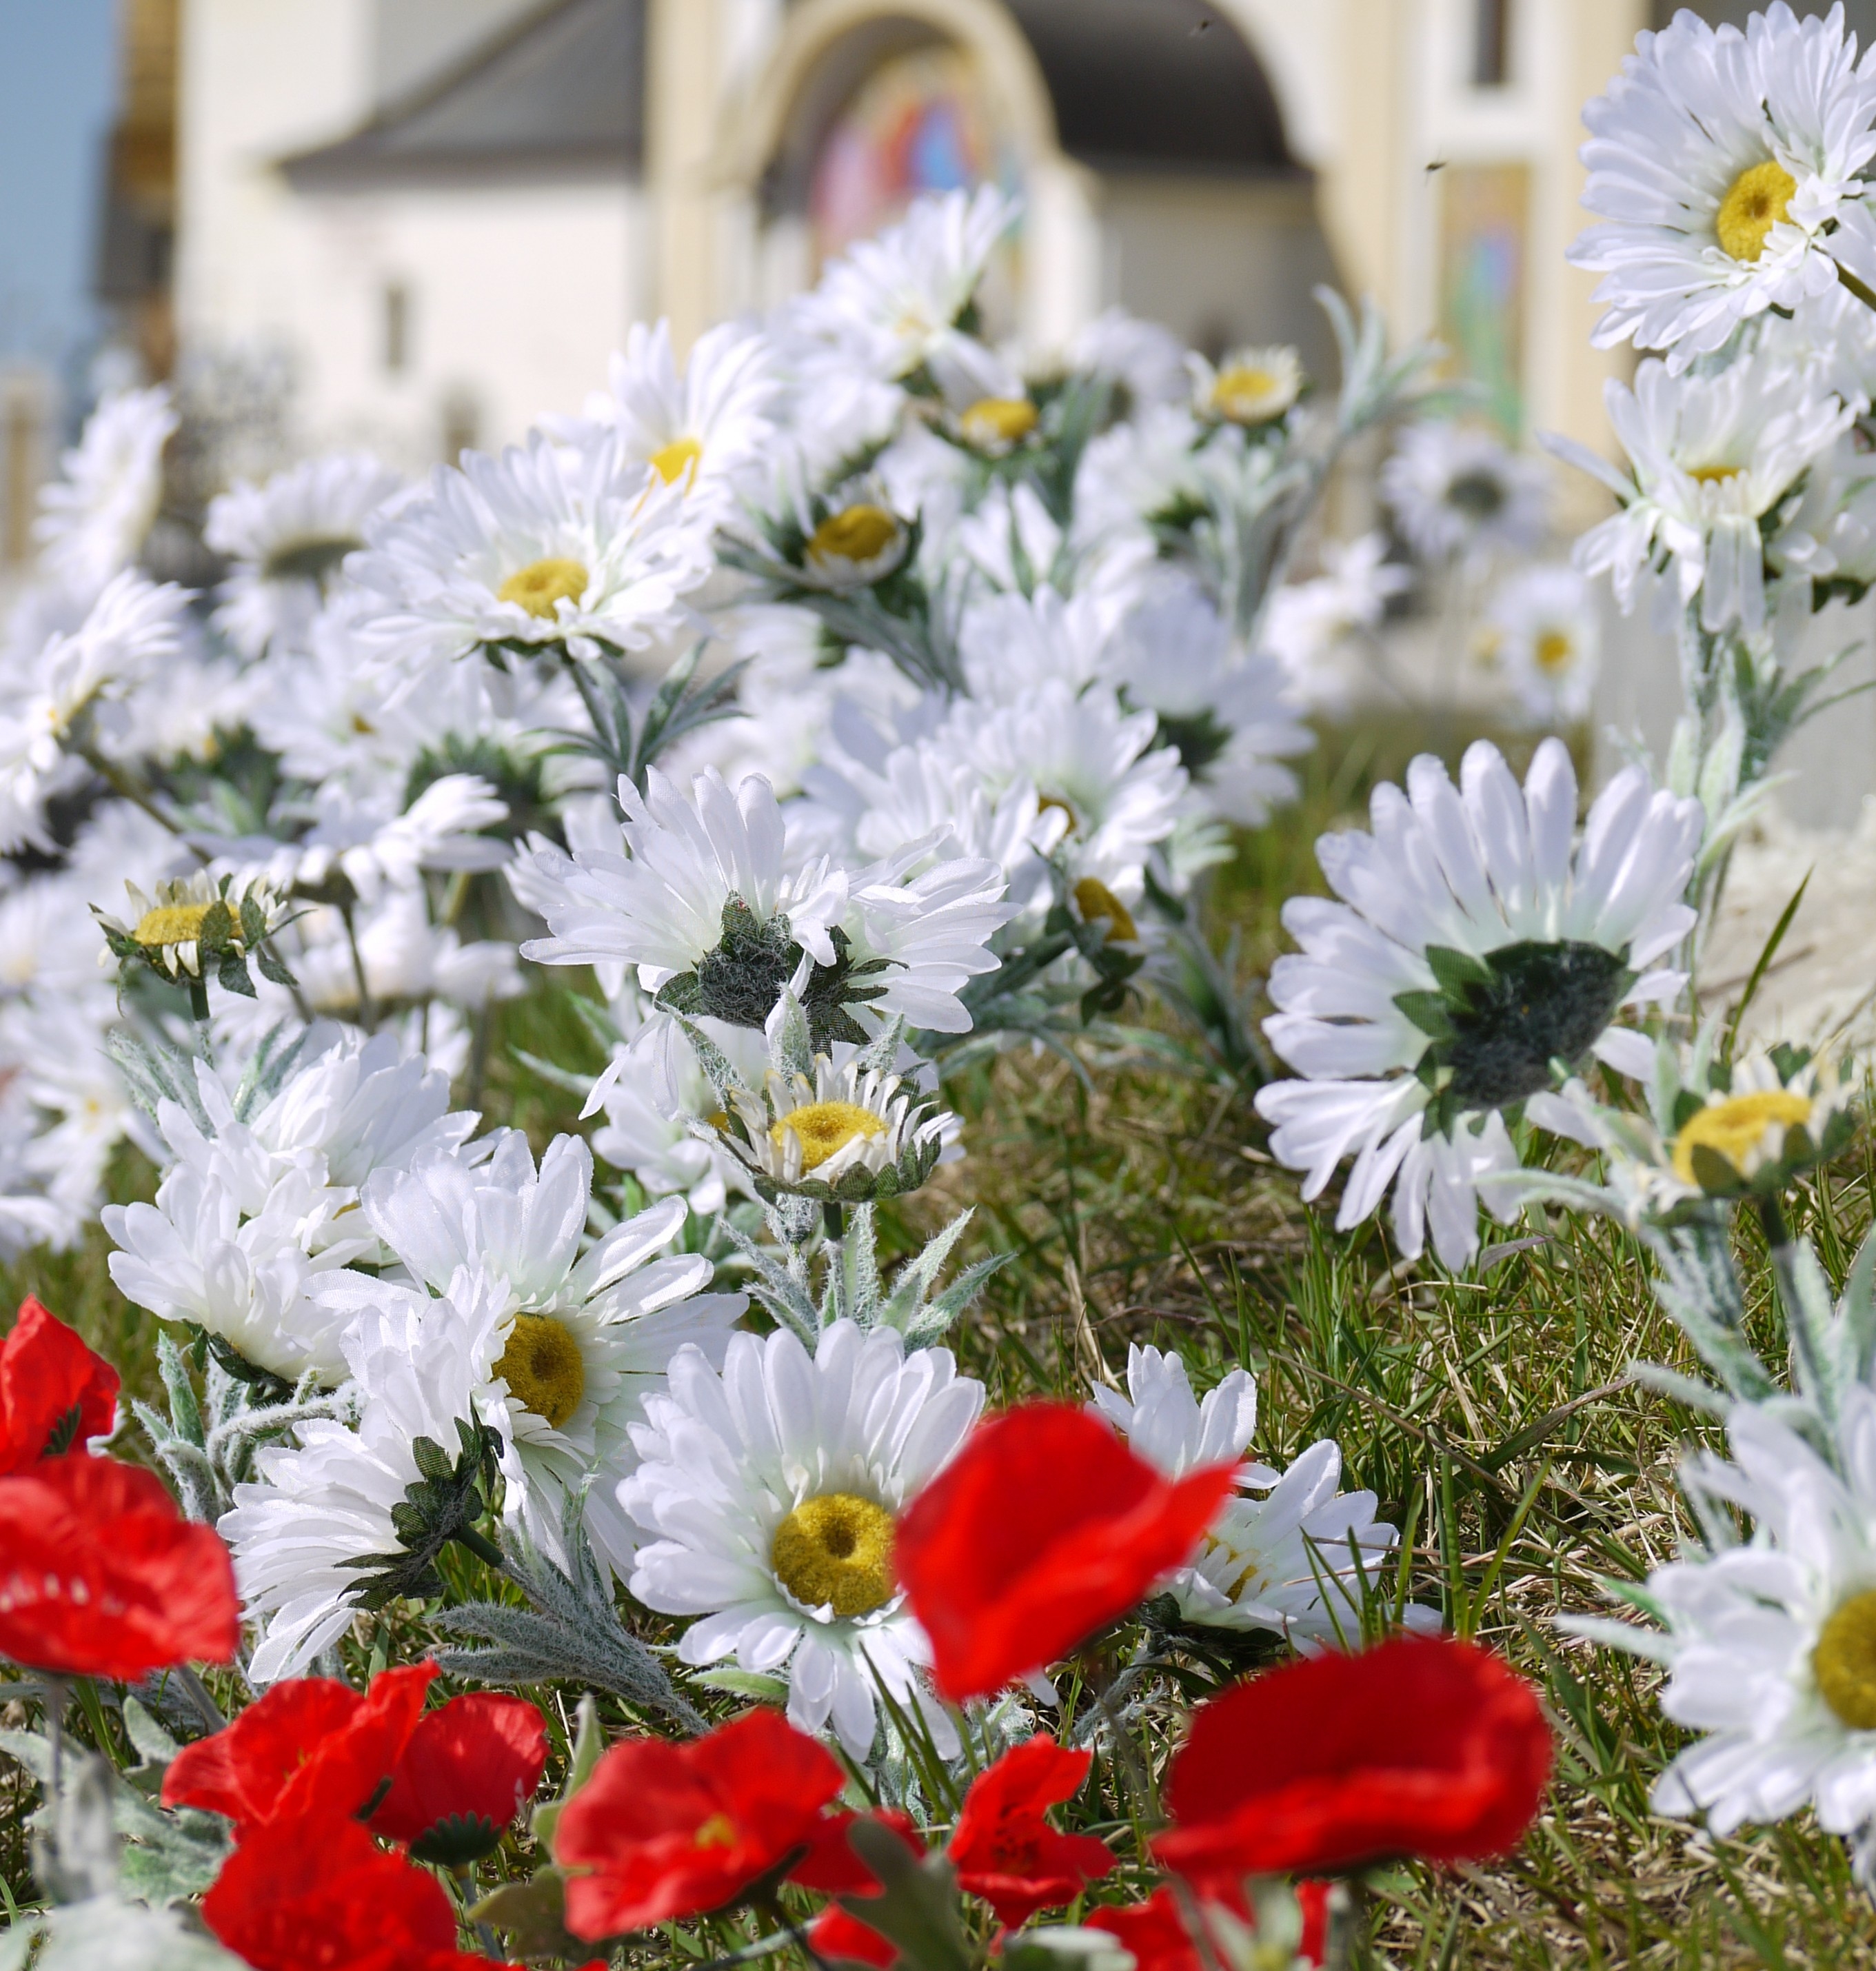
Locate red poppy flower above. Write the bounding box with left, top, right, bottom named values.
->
left=164, top=1661, right=436, bottom=1832
left=0, top=1454, right=237, bottom=1679
left=895, top=1403, right=1237, bottom=1701
left=554, top=1708, right=845, bottom=1937
left=1152, top=1635, right=1553, bottom=1881
left=202, top=1809, right=513, bottom=1970
left=1086, top=1884, right=1330, bottom=1971
left=370, top=1692, right=549, bottom=1864
left=948, top=1737, right=1112, bottom=1925
left=791, top=1810, right=924, bottom=1970
left=0, top=1297, right=119, bottom=1473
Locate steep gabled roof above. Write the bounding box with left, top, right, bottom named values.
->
left=281, top=0, right=644, bottom=188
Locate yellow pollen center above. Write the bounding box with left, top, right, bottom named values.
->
left=1686, top=464, right=1744, bottom=486
left=1716, top=159, right=1797, bottom=263
left=496, top=557, right=588, bottom=620
left=773, top=1100, right=886, bottom=1172
left=133, top=903, right=213, bottom=949
left=769, top=1491, right=896, bottom=1617
left=960, top=397, right=1038, bottom=447
left=493, top=1313, right=586, bottom=1428
left=1815, top=1588, right=1876, bottom=1728
left=694, top=1812, right=739, bottom=1850
left=649, top=436, right=703, bottom=485
left=1535, top=630, right=1575, bottom=675
left=1214, top=366, right=1284, bottom=420
left=1671, top=1089, right=1814, bottom=1185
left=809, top=505, right=900, bottom=566
left=1073, top=877, right=1138, bottom=943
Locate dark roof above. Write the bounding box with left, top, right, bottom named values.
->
left=281, top=0, right=644, bottom=188
left=1005, top=0, right=1297, bottom=176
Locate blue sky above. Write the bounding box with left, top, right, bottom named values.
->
left=0, top=0, right=119, bottom=366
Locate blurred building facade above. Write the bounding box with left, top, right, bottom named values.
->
left=165, top=0, right=1660, bottom=467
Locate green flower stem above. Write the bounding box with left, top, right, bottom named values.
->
left=454, top=1524, right=507, bottom=1572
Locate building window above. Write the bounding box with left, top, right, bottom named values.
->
left=1472, top=0, right=1511, bottom=86
left=383, top=282, right=410, bottom=374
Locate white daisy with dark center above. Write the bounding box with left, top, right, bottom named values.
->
left=619, top=1320, right=983, bottom=1758
left=1254, top=737, right=1702, bottom=1268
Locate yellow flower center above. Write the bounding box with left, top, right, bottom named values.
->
left=1814, top=1588, right=1876, bottom=1728
left=649, top=436, right=703, bottom=486
left=496, top=557, right=588, bottom=620
left=1671, top=1089, right=1814, bottom=1186
left=493, top=1313, right=586, bottom=1428
left=960, top=397, right=1038, bottom=448
left=1038, top=791, right=1080, bottom=832
left=1535, top=630, right=1575, bottom=676
left=1213, top=366, right=1285, bottom=422
left=1715, top=159, right=1797, bottom=263
left=772, top=1100, right=886, bottom=1173
left=769, top=1492, right=896, bottom=1617
left=694, top=1811, right=738, bottom=1849
left=808, top=505, right=900, bottom=565
left=1686, top=464, right=1744, bottom=486
left=134, top=903, right=214, bottom=949
left=1073, top=876, right=1138, bottom=943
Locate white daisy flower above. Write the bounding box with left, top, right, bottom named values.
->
left=221, top=1270, right=499, bottom=1681
left=103, top=1029, right=474, bottom=1380
left=792, top=184, right=1018, bottom=383
left=1380, top=422, right=1550, bottom=565
left=1065, top=307, right=1193, bottom=410
left=620, top=1320, right=985, bottom=1758
left=839, top=838, right=1011, bottom=1035
left=1482, top=564, right=1602, bottom=726
left=1189, top=345, right=1304, bottom=428
left=32, top=385, right=176, bottom=596
left=1569, top=3, right=1876, bottom=372
left=347, top=1131, right=743, bottom=1573
left=1254, top=738, right=1703, bottom=1268
left=1258, top=532, right=1411, bottom=710
left=1552, top=352, right=1854, bottom=632
left=204, top=452, right=405, bottom=658
left=1582, top=1386, right=1876, bottom=1844
left=347, top=425, right=713, bottom=667
left=515, top=763, right=847, bottom=1001
left=280, top=889, right=523, bottom=1024
left=718, top=1046, right=958, bottom=1200
left=1087, top=1344, right=1414, bottom=1645
left=94, top=869, right=292, bottom=986
left=1108, top=573, right=1313, bottom=826
left=572, top=317, right=780, bottom=509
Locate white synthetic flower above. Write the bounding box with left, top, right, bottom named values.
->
left=720, top=1047, right=958, bottom=1193
left=1255, top=738, right=1703, bottom=1268
left=1258, top=532, right=1410, bottom=709
left=281, top=888, right=523, bottom=1022
left=1482, top=564, right=1602, bottom=725
left=1580, top=1388, right=1876, bottom=1843
left=1065, top=307, right=1192, bottom=409
left=1569, top=3, right=1876, bottom=372
left=345, top=1131, right=743, bottom=1572
left=1554, top=352, right=1855, bottom=632
left=1087, top=1344, right=1416, bottom=1645
left=221, top=1272, right=498, bottom=1681
left=103, top=1029, right=474, bottom=1380
left=956, top=583, right=1126, bottom=705
left=0, top=570, right=190, bottom=849
left=588, top=1007, right=763, bottom=1215
left=1108, top=574, right=1313, bottom=825
left=572, top=318, right=780, bottom=510
left=205, top=453, right=405, bottom=658
left=347, top=425, right=712, bottom=667
left=793, top=185, right=1017, bottom=383
left=1381, top=423, right=1550, bottom=565
left=1189, top=345, right=1304, bottom=427
left=32, top=385, right=175, bottom=595
left=929, top=680, right=1187, bottom=912
left=515, top=765, right=847, bottom=991
left=838, top=838, right=1010, bottom=1034
left=94, top=869, right=290, bottom=984
left=621, top=1320, right=985, bottom=1757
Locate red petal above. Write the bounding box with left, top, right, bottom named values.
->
left=0, top=1299, right=119, bottom=1472
left=370, top=1692, right=548, bottom=1848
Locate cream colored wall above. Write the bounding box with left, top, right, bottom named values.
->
left=286, top=183, right=645, bottom=465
